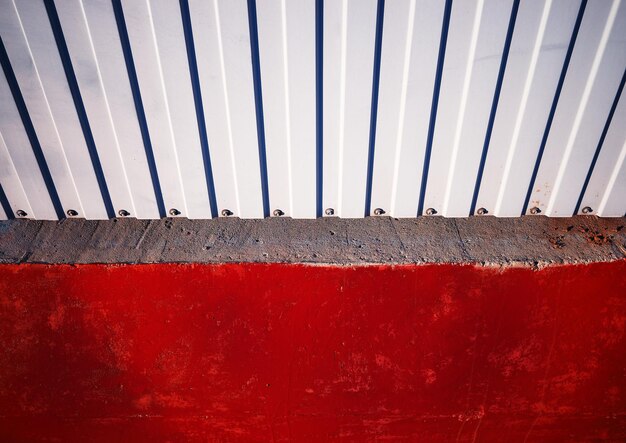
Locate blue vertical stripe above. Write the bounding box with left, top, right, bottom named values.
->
left=417, top=0, right=453, bottom=216
left=470, top=0, right=520, bottom=216
left=247, top=0, right=270, bottom=218
left=179, top=0, right=218, bottom=218
left=45, top=0, right=115, bottom=219
left=364, top=0, right=385, bottom=217
left=0, top=37, right=64, bottom=220
left=316, top=0, right=324, bottom=218
left=522, top=0, right=587, bottom=215
left=112, top=0, right=166, bottom=218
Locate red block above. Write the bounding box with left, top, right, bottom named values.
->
left=1, top=262, right=625, bottom=441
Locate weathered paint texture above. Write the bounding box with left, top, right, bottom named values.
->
left=1, top=262, right=625, bottom=442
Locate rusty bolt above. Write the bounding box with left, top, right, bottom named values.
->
left=529, top=207, right=541, bottom=215
left=477, top=207, right=488, bottom=215
left=16, top=210, right=27, bottom=217
left=221, top=209, right=233, bottom=217
left=169, top=208, right=181, bottom=216
left=118, top=209, right=130, bottom=217
left=325, top=208, right=334, bottom=216
left=373, top=208, right=385, bottom=216
left=425, top=208, right=437, bottom=216
left=273, top=209, right=284, bottom=217
left=581, top=206, right=593, bottom=214
left=66, top=209, right=78, bottom=217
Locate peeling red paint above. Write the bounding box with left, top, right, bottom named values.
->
left=0, top=262, right=625, bottom=442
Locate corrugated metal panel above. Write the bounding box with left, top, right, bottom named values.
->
left=530, top=0, right=626, bottom=217
left=370, top=0, right=445, bottom=219
left=257, top=0, right=317, bottom=219
left=422, top=0, right=514, bottom=217
left=475, top=0, right=582, bottom=218
left=189, top=0, right=265, bottom=219
left=0, top=0, right=624, bottom=220
left=56, top=0, right=162, bottom=219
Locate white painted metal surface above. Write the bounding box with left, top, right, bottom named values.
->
left=423, top=0, right=513, bottom=217
left=257, top=0, right=317, bottom=218
left=0, top=131, right=31, bottom=217
left=476, top=0, right=582, bottom=218
left=121, top=0, right=215, bottom=219
left=0, top=65, right=58, bottom=219
left=323, top=0, right=378, bottom=218
left=1, top=0, right=104, bottom=219
left=55, top=0, right=161, bottom=219
left=530, top=0, right=626, bottom=217
left=189, top=0, right=264, bottom=219
left=579, top=88, right=626, bottom=217
left=370, top=0, right=445, bottom=218
left=0, top=0, right=624, bottom=219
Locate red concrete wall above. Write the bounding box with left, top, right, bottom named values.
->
left=1, top=261, right=625, bottom=442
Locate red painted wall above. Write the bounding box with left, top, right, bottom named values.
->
left=1, top=262, right=625, bottom=442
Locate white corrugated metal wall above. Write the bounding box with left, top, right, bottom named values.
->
left=0, top=0, right=624, bottom=220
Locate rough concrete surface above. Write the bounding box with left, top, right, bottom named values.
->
left=0, top=216, right=624, bottom=266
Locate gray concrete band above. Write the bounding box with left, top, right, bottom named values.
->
left=1, top=216, right=625, bottom=266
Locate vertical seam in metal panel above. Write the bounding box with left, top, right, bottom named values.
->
left=112, top=0, right=166, bottom=218
left=417, top=0, right=452, bottom=216
left=0, top=182, right=14, bottom=219
left=315, top=0, right=323, bottom=218
left=247, top=0, right=270, bottom=218
left=364, top=0, right=385, bottom=217
left=470, top=0, right=519, bottom=216
left=45, top=0, right=115, bottom=219
left=522, top=0, right=587, bottom=216
left=574, top=67, right=626, bottom=215
left=0, top=37, right=64, bottom=219
left=179, top=0, right=218, bottom=218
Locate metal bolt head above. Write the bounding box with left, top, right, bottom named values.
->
left=529, top=207, right=541, bottom=215
left=221, top=209, right=233, bottom=217
left=425, top=208, right=437, bottom=216
left=273, top=209, right=284, bottom=217
left=477, top=207, right=488, bottom=215
left=169, top=208, right=181, bottom=216
left=325, top=208, right=335, bottom=216
left=118, top=209, right=130, bottom=217
left=581, top=206, right=593, bottom=214
left=16, top=209, right=27, bottom=217
left=66, top=209, right=78, bottom=217
left=373, top=208, right=385, bottom=216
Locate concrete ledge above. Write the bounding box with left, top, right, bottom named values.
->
left=0, top=216, right=625, bottom=266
